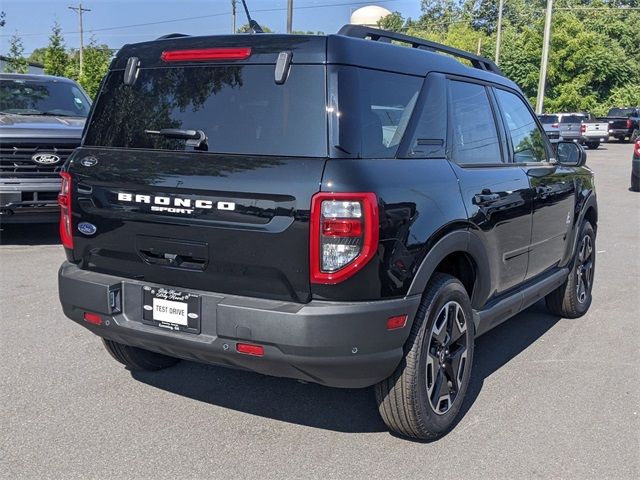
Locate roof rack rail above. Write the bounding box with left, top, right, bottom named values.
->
left=337, top=24, right=503, bottom=76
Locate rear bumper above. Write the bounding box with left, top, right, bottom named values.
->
left=58, top=262, right=421, bottom=388
left=608, top=128, right=628, bottom=138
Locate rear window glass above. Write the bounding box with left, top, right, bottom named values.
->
left=560, top=115, right=586, bottom=123
left=330, top=67, right=422, bottom=158
left=608, top=108, right=634, bottom=117
left=538, top=115, right=558, bottom=124
left=84, top=65, right=327, bottom=157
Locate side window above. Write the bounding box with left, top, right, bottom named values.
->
left=494, top=88, right=548, bottom=163
left=404, top=74, right=447, bottom=158
left=448, top=80, right=503, bottom=165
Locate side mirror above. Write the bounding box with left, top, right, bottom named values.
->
left=555, top=141, right=586, bottom=167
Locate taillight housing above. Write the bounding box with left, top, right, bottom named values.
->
left=627, top=118, right=633, bottom=129
left=58, top=172, right=73, bottom=249
left=551, top=123, right=559, bottom=128
left=580, top=124, right=586, bottom=134
left=634, top=140, right=640, bottom=158
left=310, top=192, right=379, bottom=284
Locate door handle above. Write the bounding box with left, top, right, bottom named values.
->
left=473, top=192, right=500, bottom=204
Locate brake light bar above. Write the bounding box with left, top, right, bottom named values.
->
left=310, top=192, right=379, bottom=284
left=161, top=47, right=252, bottom=62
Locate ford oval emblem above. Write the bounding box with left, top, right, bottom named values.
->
left=80, top=156, right=98, bottom=167
left=32, top=153, right=61, bottom=165
left=78, top=222, right=97, bottom=236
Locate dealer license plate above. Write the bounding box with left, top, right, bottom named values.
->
left=142, top=286, right=201, bottom=334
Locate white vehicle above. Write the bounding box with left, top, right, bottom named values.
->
left=557, top=112, right=607, bottom=149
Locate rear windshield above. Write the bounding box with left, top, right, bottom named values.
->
left=538, top=115, right=558, bottom=124
left=0, top=78, right=91, bottom=117
left=607, top=108, right=635, bottom=117
left=560, top=115, right=586, bottom=123
left=84, top=65, right=327, bottom=157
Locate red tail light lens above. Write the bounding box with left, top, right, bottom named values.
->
left=634, top=140, right=640, bottom=157
left=580, top=124, right=586, bottom=134
left=627, top=119, right=633, bottom=129
left=83, top=312, right=102, bottom=325
left=58, top=172, right=73, bottom=249
left=161, top=47, right=251, bottom=62
left=386, top=315, right=408, bottom=331
left=551, top=123, right=559, bottom=128
left=310, top=192, right=379, bottom=284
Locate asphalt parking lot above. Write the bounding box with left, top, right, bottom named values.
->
left=1, top=142, right=638, bottom=479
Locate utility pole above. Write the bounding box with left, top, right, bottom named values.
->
left=231, top=0, right=236, bottom=33
left=68, top=3, right=91, bottom=77
left=287, top=0, right=293, bottom=34
left=495, top=0, right=504, bottom=65
left=535, top=0, right=554, bottom=114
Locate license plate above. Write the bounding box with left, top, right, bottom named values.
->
left=142, top=286, right=201, bottom=333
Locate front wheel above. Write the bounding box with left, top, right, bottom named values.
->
left=545, top=220, right=596, bottom=318
left=375, top=273, right=474, bottom=440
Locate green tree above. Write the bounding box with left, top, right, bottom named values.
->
left=77, top=39, right=112, bottom=98
left=236, top=23, right=272, bottom=33
left=378, top=11, right=405, bottom=32
left=0, top=11, right=6, bottom=28
left=4, top=33, right=28, bottom=73
left=29, top=48, right=47, bottom=66
left=43, top=21, right=68, bottom=77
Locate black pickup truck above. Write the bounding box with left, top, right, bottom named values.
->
left=598, top=107, right=640, bottom=142
left=0, top=73, right=90, bottom=223
left=58, top=26, right=597, bottom=440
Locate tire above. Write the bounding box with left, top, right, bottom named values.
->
left=586, top=142, right=599, bottom=150
left=375, top=273, right=474, bottom=440
left=102, top=339, right=180, bottom=371
left=617, top=136, right=627, bottom=143
left=631, top=129, right=640, bottom=142
left=631, top=172, right=640, bottom=192
left=545, top=220, right=596, bottom=318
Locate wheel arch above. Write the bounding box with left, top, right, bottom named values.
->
left=407, top=230, right=492, bottom=310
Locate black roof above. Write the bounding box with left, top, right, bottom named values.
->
left=110, top=27, right=519, bottom=91
left=0, top=72, right=77, bottom=83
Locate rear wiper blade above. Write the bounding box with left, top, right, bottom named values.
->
left=145, top=128, right=207, bottom=147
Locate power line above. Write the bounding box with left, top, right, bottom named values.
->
left=0, top=0, right=401, bottom=38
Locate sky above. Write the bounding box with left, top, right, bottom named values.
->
left=0, top=0, right=422, bottom=56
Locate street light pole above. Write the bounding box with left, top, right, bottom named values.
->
left=536, top=0, right=554, bottom=114
left=287, top=0, right=293, bottom=34
left=68, top=3, right=91, bottom=77
left=495, top=0, right=504, bottom=65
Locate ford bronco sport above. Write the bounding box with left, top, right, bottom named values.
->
left=58, top=26, right=597, bottom=440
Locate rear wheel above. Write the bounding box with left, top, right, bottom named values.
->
left=102, top=339, right=180, bottom=371
left=375, top=273, right=474, bottom=440
left=545, top=220, right=595, bottom=318
left=586, top=142, right=599, bottom=150
left=631, top=171, right=640, bottom=192
left=631, top=129, right=640, bottom=142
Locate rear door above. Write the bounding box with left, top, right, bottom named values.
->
left=492, top=87, right=577, bottom=279
left=445, top=79, right=533, bottom=297
left=69, top=60, right=328, bottom=303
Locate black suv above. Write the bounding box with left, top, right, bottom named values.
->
left=0, top=73, right=91, bottom=223
left=58, top=26, right=597, bottom=440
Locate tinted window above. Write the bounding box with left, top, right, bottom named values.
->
left=404, top=74, right=447, bottom=158
left=0, top=78, right=91, bottom=117
left=560, top=114, right=586, bottom=123
left=448, top=80, right=502, bottom=165
left=332, top=67, right=422, bottom=158
left=608, top=108, right=634, bottom=117
left=85, top=65, right=327, bottom=157
left=494, top=88, right=548, bottom=163
left=538, top=115, right=559, bottom=124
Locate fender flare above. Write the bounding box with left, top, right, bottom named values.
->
left=406, top=230, right=492, bottom=309
left=566, top=191, right=598, bottom=264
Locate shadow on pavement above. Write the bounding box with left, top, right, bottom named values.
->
left=132, top=300, right=561, bottom=435
left=0, top=223, right=60, bottom=246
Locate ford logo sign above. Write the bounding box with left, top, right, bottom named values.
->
left=78, top=222, right=97, bottom=236
left=80, top=156, right=98, bottom=167
left=32, top=153, right=61, bottom=165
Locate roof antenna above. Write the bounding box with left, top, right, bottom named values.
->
left=240, top=0, right=264, bottom=33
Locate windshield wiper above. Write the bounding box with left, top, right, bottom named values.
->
left=145, top=128, right=208, bottom=148
left=12, top=111, right=79, bottom=117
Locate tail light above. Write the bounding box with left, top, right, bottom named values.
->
left=580, top=124, right=586, bottom=134
left=551, top=123, right=559, bottom=128
left=310, top=192, right=379, bottom=284
left=161, top=47, right=251, bottom=62
left=635, top=140, right=640, bottom=157
left=627, top=118, right=633, bottom=129
left=58, top=172, right=73, bottom=249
